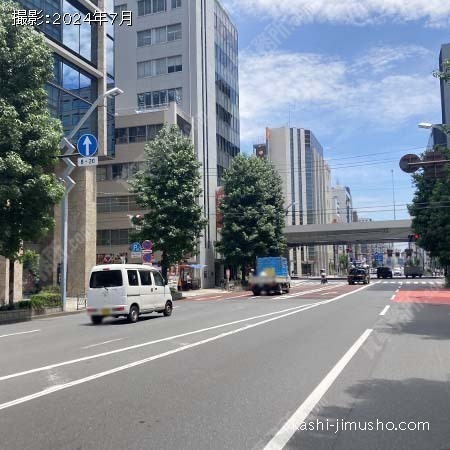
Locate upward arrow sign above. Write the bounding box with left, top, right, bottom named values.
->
left=77, top=134, right=98, bottom=157
left=83, top=135, right=92, bottom=154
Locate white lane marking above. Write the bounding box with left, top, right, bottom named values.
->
left=0, top=289, right=372, bottom=412
left=380, top=305, right=390, bottom=316
left=0, top=330, right=40, bottom=339
left=414, top=282, right=419, bottom=285
left=82, top=338, right=124, bottom=350
left=263, top=329, right=373, bottom=450
left=390, top=294, right=396, bottom=301
left=0, top=304, right=326, bottom=382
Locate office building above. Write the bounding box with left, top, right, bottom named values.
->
left=109, top=0, right=240, bottom=287
left=331, top=185, right=353, bottom=224
left=260, top=127, right=332, bottom=276
left=0, top=0, right=114, bottom=301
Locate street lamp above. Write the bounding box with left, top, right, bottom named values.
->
left=59, top=87, right=123, bottom=311
left=418, top=122, right=434, bottom=130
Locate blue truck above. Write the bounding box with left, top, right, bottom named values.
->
left=249, top=257, right=291, bottom=296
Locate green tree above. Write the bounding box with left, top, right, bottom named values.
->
left=407, top=60, right=450, bottom=284
left=408, top=146, right=450, bottom=274
left=216, top=155, right=286, bottom=278
left=130, top=124, right=207, bottom=280
left=0, top=1, right=65, bottom=305
left=433, top=59, right=450, bottom=83
left=339, top=253, right=349, bottom=272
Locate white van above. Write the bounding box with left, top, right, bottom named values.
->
left=87, top=264, right=173, bottom=325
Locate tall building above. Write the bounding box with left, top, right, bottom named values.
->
left=331, top=185, right=353, bottom=224
left=0, top=0, right=114, bottom=301
left=110, top=0, right=240, bottom=287
left=440, top=44, right=450, bottom=128
left=261, top=127, right=332, bottom=276
left=429, top=43, right=450, bottom=148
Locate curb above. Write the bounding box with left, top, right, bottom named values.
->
left=32, top=310, right=85, bottom=320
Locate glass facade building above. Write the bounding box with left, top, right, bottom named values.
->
left=214, top=1, right=240, bottom=185
left=19, top=0, right=115, bottom=155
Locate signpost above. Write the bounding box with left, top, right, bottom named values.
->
left=130, top=242, right=142, bottom=260
left=142, top=240, right=153, bottom=265
left=77, top=134, right=98, bottom=167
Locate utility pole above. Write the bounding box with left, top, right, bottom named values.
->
left=391, top=169, right=396, bottom=220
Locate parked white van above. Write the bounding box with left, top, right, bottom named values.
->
left=87, top=264, right=173, bottom=325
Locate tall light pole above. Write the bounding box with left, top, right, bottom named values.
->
left=59, top=87, right=123, bottom=311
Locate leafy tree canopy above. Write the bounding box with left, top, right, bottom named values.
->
left=408, top=146, right=450, bottom=266
left=216, top=155, right=287, bottom=270
left=0, top=1, right=65, bottom=261
left=130, top=124, right=207, bottom=277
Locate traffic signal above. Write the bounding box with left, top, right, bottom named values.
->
left=408, top=234, right=420, bottom=243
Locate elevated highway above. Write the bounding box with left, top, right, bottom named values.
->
left=285, top=219, right=413, bottom=246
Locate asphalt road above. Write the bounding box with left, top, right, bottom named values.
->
left=0, top=279, right=449, bottom=450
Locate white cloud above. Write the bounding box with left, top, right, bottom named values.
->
left=239, top=46, right=440, bottom=144
left=223, top=0, right=450, bottom=28
left=351, top=45, right=433, bottom=74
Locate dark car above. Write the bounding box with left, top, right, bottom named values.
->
left=377, top=267, right=393, bottom=279
left=348, top=268, right=370, bottom=285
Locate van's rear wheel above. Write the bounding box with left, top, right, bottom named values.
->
left=91, top=316, right=103, bottom=325
left=127, top=305, right=139, bottom=323
left=163, top=301, right=173, bottom=317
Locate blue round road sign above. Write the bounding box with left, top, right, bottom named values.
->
left=77, top=134, right=98, bottom=157
left=142, top=240, right=152, bottom=251
left=142, top=252, right=152, bottom=264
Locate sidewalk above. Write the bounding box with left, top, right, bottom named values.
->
left=65, top=287, right=245, bottom=310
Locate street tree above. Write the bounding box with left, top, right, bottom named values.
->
left=408, top=63, right=450, bottom=283
left=216, top=155, right=286, bottom=278
left=408, top=146, right=450, bottom=276
left=130, top=124, right=207, bottom=280
left=0, top=1, right=65, bottom=305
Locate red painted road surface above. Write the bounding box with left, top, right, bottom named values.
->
left=394, top=290, right=450, bottom=305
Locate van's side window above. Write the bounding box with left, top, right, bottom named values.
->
left=139, top=270, right=153, bottom=286
left=127, top=270, right=139, bottom=286
left=153, top=271, right=165, bottom=286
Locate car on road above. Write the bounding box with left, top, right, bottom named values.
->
left=377, top=266, right=393, bottom=279
left=393, top=266, right=403, bottom=277
left=348, top=268, right=370, bottom=285
left=87, top=264, right=173, bottom=325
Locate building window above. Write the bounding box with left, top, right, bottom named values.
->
left=138, top=0, right=151, bottom=15
left=137, top=24, right=181, bottom=47
left=138, top=0, right=166, bottom=15
left=114, top=3, right=127, bottom=15
left=137, top=88, right=182, bottom=109
left=112, top=164, right=128, bottom=180
left=154, top=26, right=167, bottom=44
left=137, top=29, right=152, bottom=47
left=147, top=124, right=163, bottom=139
left=167, top=55, right=182, bottom=73
left=167, top=23, right=181, bottom=41
left=137, top=60, right=151, bottom=78
left=171, top=0, right=181, bottom=8
left=97, top=166, right=107, bottom=182
left=129, top=126, right=146, bottom=143
left=152, top=0, right=166, bottom=13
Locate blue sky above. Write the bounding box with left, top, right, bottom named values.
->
left=222, top=0, right=450, bottom=221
